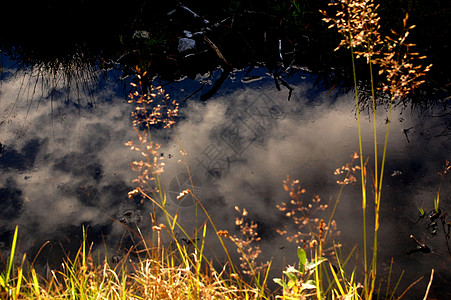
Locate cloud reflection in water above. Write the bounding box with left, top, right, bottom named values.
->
left=1, top=68, right=451, bottom=296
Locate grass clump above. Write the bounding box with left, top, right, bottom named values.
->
left=0, top=226, right=266, bottom=299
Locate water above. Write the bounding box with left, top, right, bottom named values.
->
left=1, top=58, right=451, bottom=298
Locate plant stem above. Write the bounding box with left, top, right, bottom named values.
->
left=369, top=57, right=379, bottom=300
left=369, top=59, right=379, bottom=209
left=370, top=95, right=394, bottom=298
left=349, top=37, right=368, bottom=295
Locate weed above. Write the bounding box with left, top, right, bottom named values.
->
left=274, top=246, right=327, bottom=299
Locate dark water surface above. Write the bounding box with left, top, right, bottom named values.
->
left=1, top=57, right=451, bottom=298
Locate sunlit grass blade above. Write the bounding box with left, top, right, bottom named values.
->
left=14, top=267, right=23, bottom=300
left=31, top=269, right=41, bottom=299
left=5, top=225, right=19, bottom=290
left=434, top=192, right=440, bottom=213
left=329, top=262, right=346, bottom=296
left=13, top=254, right=27, bottom=300
left=314, top=251, right=322, bottom=300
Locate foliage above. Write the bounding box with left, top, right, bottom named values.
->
left=273, top=247, right=326, bottom=299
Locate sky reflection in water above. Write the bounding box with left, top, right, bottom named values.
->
left=1, top=64, right=451, bottom=296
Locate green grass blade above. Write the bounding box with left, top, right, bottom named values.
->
left=0, top=276, right=5, bottom=289
left=260, top=260, right=272, bottom=297
left=390, top=270, right=404, bottom=300
left=314, top=251, right=322, bottom=300
left=385, top=258, right=394, bottom=299
left=6, top=225, right=19, bottom=287
left=434, top=192, right=440, bottom=212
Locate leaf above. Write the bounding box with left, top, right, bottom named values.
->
left=301, top=280, right=317, bottom=290
left=31, top=269, right=41, bottom=298
left=434, top=192, right=440, bottom=212
left=6, top=225, right=19, bottom=287
left=284, top=270, right=299, bottom=283
left=418, top=207, right=425, bottom=216
left=16, top=266, right=23, bottom=299
left=273, top=278, right=288, bottom=290
left=297, top=247, right=307, bottom=273
left=287, top=278, right=296, bottom=289
left=329, top=262, right=345, bottom=295
left=305, top=257, right=327, bottom=271
left=285, top=266, right=300, bottom=274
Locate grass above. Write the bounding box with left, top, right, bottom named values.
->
left=0, top=0, right=440, bottom=299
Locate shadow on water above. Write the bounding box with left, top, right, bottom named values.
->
left=1, top=1, right=451, bottom=298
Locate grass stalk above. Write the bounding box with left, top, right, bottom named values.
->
left=31, top=268, right=41, bottom=299
left=397, top=275, right=425, bottom=300
left=384, top=258, right=394, bottom=299
left=389, top=270, right=404, bottom=300
left=369, top=58, right=379, bottom=212
left=14, top=265, right=23, bottom=300
left=349, top=35, right=369, bottom=296
left=6, top=225, right=19, bottom=289
left=315, top=250, right=322, bottom=300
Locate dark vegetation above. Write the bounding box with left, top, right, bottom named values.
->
left=1, top=0, right=450, bottom=105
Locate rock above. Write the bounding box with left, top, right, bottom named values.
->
left=132, top=30, right=150, bottom=40
left=178, top=38, right=196, bottom=53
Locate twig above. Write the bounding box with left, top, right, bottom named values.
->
left=278, top=39, right=284, bottom=67
left=422, top=269, right=434, bottom=300
left=203, top=36, right=230, bottom=67
left=278, top=76, right=294, bottom=101
left=177, top=1, right=210, bottom=25
left=397, top=275, right=424, bottom=299
left=402, top=127, right=413, bottom=143
left=183, top=83, right=206, bottom=102
left=200, top=69, right=230, bottom=101
left=409, top=235, right=429, bottom=251
left=273, top=74, right=281, bottom=91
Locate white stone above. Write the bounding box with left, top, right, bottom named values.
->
left=178, top=38, right=196, bottom=53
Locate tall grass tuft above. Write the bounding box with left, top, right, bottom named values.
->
left=321, top=0, right=432, bottom=298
